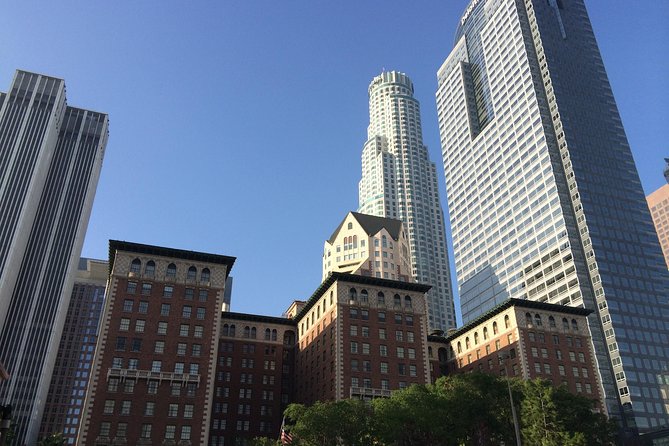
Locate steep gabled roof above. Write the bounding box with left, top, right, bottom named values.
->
left=327, top=211, right=403, bottom=243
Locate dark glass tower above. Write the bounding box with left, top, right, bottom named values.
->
left=437, top=0, right=669, bottom=433
left=0, top=70, right=108, bottom=445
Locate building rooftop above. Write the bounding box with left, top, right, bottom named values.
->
left=327, top=211, right=403, bottom=243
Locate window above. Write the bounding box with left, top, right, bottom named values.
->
left=100, top=422, right=111, bottom=438
left=362, top=343, right=370, bottom=354
left=131, top=338, right=142, bottom=352
left=571, top=319, right=578, bottom=331
left=349, top=288, right=357, bottom=302
left=177, top=343, right=187, bottom=356
left=117, top=423, right=128, bottom=439
left=148, top=381, right=158, bottom=394
left=187, top=266, right=197, bottom=281
left=504, top=315, right=510, bottom=329
left=189, top=363, right=199, bottom=374
left=103, top=400, right=115, bottom=414
left=151, top=361, right=162, bottom=372
left=123, top=299, right=133, bottom=312
left=377, top=292, right=385, bottom=305
left=141, top=283, right=152, bottom=295
left=157, top=322, right=167, bottom=335
left=360, top=289, right=368, bottom=303
left=397, top=347, right=405, bottom=358
left=197, top=307, right=206, bottom=320
left=409, top=365, right=417, bottom=377
left=180, top=324, right=190, bottom=337
left=405, top=315, right=413, bottom=326
left=163, top=285, right=173, bottom=298
left=192, top=344, right=202, bottom=356
left=199, top=290, right=208, bottom=301
left=120, top=400, right=131, bottom=415
left=145, top=401, right=155, bottom=416
left=182, top=306, right=192, bottom=318
left=378, top=312, right=386, bottom=322
left=119, top=318, right=130, bottom=331
left=112, top=357, right=123, bottom=368
left=138, top=301, right=148, bottom=314
left=404, top=296, right=412, bottom=308
left=140, top=424, right=152, bottom=439
left=379, top=345, right=387, bottom=357
left=493, top=321, right=499, bottom=334
left=145, top=261, right=155, bottom=277
left=135, top=319, right=145, bottom=333
left=398, top=364, right=406, bottom=376
left=130, top=258, right=141, bottom=274
left=194, top=325, right=204, bottom=338
left=379, top=328, right=386, bottom=339
left=165, top=425, right=176, bottom=440
left=108, top=378, right=119, bottom=392
left=161, top=303, right=170, bottom=316
left=185, top=288, right=194, bottom=300
left=361, top=310, right=369, bottom=320
left=201, top=268, right=210, bottom=283
left=549, top=316, right=556, bottom=327
left=168, top=404, right=179, bottom=417
left=116, top=337, right=126, bottom=351
left=124, top=379, right=135, bottom=393
left=166, top=263, right=177, bottom=278
left=351, top=342, right=358, bottom=354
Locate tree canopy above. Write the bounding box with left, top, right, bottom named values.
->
left=282, top=374, right=616, bottom=446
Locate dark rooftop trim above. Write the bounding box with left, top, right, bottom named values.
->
left=444, top=298, right=593, bottom=342
left=294, top=272, right=431, bottom=321
left=222, top=311, right=296, bottom=326
left=327, top=211, right=404, bottom=244
left=109, top=240, right=236, bottom=277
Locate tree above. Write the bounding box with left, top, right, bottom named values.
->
left=38, top=433, right=67, bottom=446
left=250, top=437, right=280, bottom=446
left=284, top=399, right=374, bottom=446
left=520, top=379, right=616, bottom=446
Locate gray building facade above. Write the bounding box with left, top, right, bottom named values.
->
left=436, top=0, right=669, bottom=433
left=0, top=70, right=108, bottom=445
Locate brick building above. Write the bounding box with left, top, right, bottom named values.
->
left=40, top=258, right=107, bottom=444
left=209, top=313, right=296, bottom=445
left=428, top=298, right=604, bottom=412
left=294, top=272, right=432, bottom=404
left=78, top=241, right=235, bottom=446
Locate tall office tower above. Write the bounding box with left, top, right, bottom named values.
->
left=436, top=0, right=669, bottom=432
left=322, top=212, right=412, bottom=282
left=0, top=70, right=108, bottom=445
left=40, top=258, right=107, bottom=444
left=358, top=71, right=456, bottom=332
left=648, top=159, right=669, bottom=269
left=78, top=241, right=235, bottom=446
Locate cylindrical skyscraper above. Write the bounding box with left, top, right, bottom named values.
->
left=359, top=71, right=456, bottom=332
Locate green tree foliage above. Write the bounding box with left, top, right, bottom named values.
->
left=284, top=399, right=373, bottom=446
left=38, top=433, right=67, bottom=446
left=250, top=437, right=280, bottom=446
left=283, top=374, right=616, bottom=446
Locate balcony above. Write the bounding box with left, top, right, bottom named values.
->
left=107, top=368, right=200, bottom=384
left=349, top=386, right=391, bottom=399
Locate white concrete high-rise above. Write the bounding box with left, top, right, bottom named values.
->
left=358, top=71, right=455, bottom=332
left=436, top=0, right=669, bottom=433
left=0, top=70, right=108, bottom=445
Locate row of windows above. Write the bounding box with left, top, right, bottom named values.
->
left=99, top=422, right=191, bottom=441
left=350, top=308, right=414, bottom=325
left=111, top=357, right=200, bottom=374
left=126, top=282, right=208, bottom=301
left=221, top=325, right=282, bottom=341
left=106, top=378, right=197, bottom=397
left=103, top=400, right=194, bottom=418
left=348, top=288, right=412, bottom=308
left=349, top=326, right=415, bottom=342
left=129, top=258, right=210, bottom=283
left=525, top=312, right=579, bottom=331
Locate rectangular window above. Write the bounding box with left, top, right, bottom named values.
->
left=126, top=282, right=137, bottom=294
left=144, top=401, right=155, bottom=416
left=120, top=400, right=131, bottom=416
left=409, top=365, right=417, bottom=377
left=123, top=299, right=133, bottom=312
left=119, top=318, right=130, bottom=331
left=397, top=347, right=405, bottom=358
left=116, top=337, right=127, bottom=351
left=177, top=343, right=187, bottom=356
left=378, top=312, right=386, bottom=322
left=182, top=306, right=192, bottom=318
left=141, top=283, right=152, bottom=295
left=407, top=332, right=414, bottom=342
left=140, top=424, right=152, bottom=439
left=163, top=285, right=174, bottom=298
left=108, top=378, right=119, bottom=392
left=103, top=400, right=115, bottom=414
left=185, top=288, right=194, bottom=300
left=379, top=328, right=386, bottom=339
left=350, top=342, right=358, bottom=354
left=396, top=331, right=404, bottom=341
left=157, top=322, right=167, bottom=335
left=199, top=290, right=208, bottom=301
left=151, top=361, right=162, bottom=372
left=194, top=325, right=204, bottom=338
left=197, top=307, right=206, bottom=320
left=135, top=319, right=146, bottom=333
left=138, top=301, right=148, bottom=314
left=168, top=404, right=179, bottom=417
left=192, top=344, right=202, bottom=356
left=165, top=425, right=176, bottom=440
left=161, top=303, right=170, bottom=316
left=180, top=324, right=189, bottom=337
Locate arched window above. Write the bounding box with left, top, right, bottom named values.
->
left=525, top=313, right=533, bottom=325
left=360, top=290, right=368, bottom=303
left=428, top=346, right=433, bottom=358
left=166, top=263, right=177, bottom=278
left=465, top=337, right=470, bottom=349
left=483, top=327, right=488, bottom=340
left=382, top=235, right=388, bottom=247
left=272, top=329, right=277, bottom=341
left=474, top=332, right=479, bottom=345
left=144, top=260, right=155, bottom=277
left=404, top=296, right=412, bottom=309
left=493, top=321, right=499, bottom=335
left=229, top=324, right=236, bottom=337
left=251, top=327, right=257, bottom=339
left=457, top=342, right=462, bottom=353
left=265, top=328, right=271, bottom=340
left=438, top=348, right=448, bottom=363
left=377, top=292, right=385, bottom=305
left=349, top=288, right=357, bottom=302
left=187, top=266, right=197, bottom=281
left=562, top=318, right=569, bottom=330
left=353, top=235, right=357, bottom=248
left=504, top=315, right=510, bottom=329
left=347, top=222, right=353, bottom=230
left=284, top=331, right=295, bottom=346
left=243, top=326, right=250, bottom=338
left=393, top=294, right=401, bottom=308
left=130, top=258, right=141, bottom=274
left=222, top=324, right=229, bottom=336
left=549, top=316, right=556, bottom=328
left=571, top=319, right=578, bottom=331
left=330, top=291, right=333, bottom=305
left=201, top=268, right=210, bottom=283
left=534, top=314, right=543, bottom=326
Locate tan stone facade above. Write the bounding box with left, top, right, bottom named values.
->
left=322, top=212, right=412, bottom=282
left=647, top=184, right=669, bottom=269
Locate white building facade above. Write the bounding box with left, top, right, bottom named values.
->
left=436, top=0, right=669, bottom=432
left=358, top=71, right=456, bottom=332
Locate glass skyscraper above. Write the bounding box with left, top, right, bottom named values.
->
left=359, top=71, right=456, bottom=332
left=436, top=0, right=669, bottom=432
left=0, top=70, right=108, bottom=445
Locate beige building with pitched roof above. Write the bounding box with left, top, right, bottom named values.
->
left=322, top=212, right=412, bottom=283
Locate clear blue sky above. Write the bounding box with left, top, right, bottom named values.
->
left=1, top=1, right=667, bottom=323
